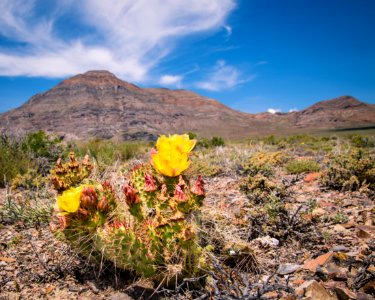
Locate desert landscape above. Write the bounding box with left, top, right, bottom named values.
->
left=0, top=80, right=374, bottom=298
left=1, top=1, right=374, bottom=299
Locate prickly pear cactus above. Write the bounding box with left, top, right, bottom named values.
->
left=50, top=134, right=207, bottom=281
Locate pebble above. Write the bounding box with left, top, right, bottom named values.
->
left=277, top=263, right=302, bottom=275
left=332, top=245, right=349, bottom=252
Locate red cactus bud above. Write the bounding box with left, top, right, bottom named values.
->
left=190, top=175, right=205, bottom=196
left=158, top=184, right=168, bottom=200
left=98, top=195, right=109, bottom=212
left=80, top=186, right=98, bottom=209
left=49, top=221, right=59, bottom=232
left=123, top=183, right=139, bottom=204
left=102, top=180, right=114, bottom=192
left=150, top=148, right=157, bottom=156
left=111, top=220, right=128, bottom=230
left=144, top=173, right=157, bottom=192
left=58, top=215, right=69, bottom=230
left=174, top=176, right=187, bottom=201
left=78, top=208, right=90, bottom=219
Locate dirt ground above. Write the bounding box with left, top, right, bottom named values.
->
left=1, top=171, right=374, bottom=299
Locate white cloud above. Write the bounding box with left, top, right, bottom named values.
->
left=0, top=0, right=235, bottom=81
left=159, top=74, right=183, bottom=86
left=267, top=108, right=281, bottom=114
left=289, top=108, right=298, bottom=112
left=196, top=60, right=250, bottom=91
left=224, top=25, right=232, bottom=36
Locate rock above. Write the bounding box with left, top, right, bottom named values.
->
left=332, top=245, right=349, bottom=252
left=335, top=286, right=357, bottom=300
left=333, top=224, right=349, bottom=233
left=323, top=282, right=356, bottom=300
left=304, top=172, right=321, bottom=182
left=341, top=220, right=356, bottom=229
left=356, top=225, right=374, bottom=239
left=277, top=263, right=302, bottom=275
left=303, top=252, right=334, bottom=273
left=295, top=280, right=338, bottom=300
left=318, top=199, right=335, bottom=208
left=0, top=256, right=16, bottom=263
left=253, top=236, right=279, bottom=248
left=356, top=292, right=373, bottom=300
left=312, top=208, right=327, bottom=218
left=110, top=292, right=133, bottom=300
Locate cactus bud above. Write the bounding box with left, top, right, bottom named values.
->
left=78, top=208, right=90, bottom=219
left=58, top=215, right=69, bottom=230
left=123, top=183, right=139, bottom=204
left=190, top=175, right=205, bottom=196
left=174, top=176, right=187, bottom=201
left=144, top=173, right=157, bottom=192
left=80, top=186, right=98, bottom=209
left=98, top=195, right=109, bottom=212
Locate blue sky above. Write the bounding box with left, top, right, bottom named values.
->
left=0, top=0, right=374, bottom=114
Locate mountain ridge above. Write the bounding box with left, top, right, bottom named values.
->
left=1, top=71, right=374, bottom=140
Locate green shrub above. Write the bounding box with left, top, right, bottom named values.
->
left=320, top=148, right=375, bottom=191
left=0, top=135, right=32, bottom=188
left=349, top=134, right=374, bottom=148
left=240, top=174, right=287, bottom=204
left=243, top=151, right=287, bottom=177
left=197, top=136, right=225, bottom=148
left=284, top=159, right=320, bottom=174
left=74, top=139, right=145, bottom=171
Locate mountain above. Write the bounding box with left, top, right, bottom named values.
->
left=0, top=71, right=374, bottom=140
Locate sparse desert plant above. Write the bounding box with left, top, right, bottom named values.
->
left=197, top=136, right=225, bottom=148
left=0, top=134, right=31, bottom=188
left=242, top=151, right=287, bottom=177
left=320, top=148, right=375, bottom=191
left=49, top=134, right=208, bottom=282
left=73, top=139, right=146, bottom=172
left=284, top=158, right=320, bottom=174
left=240, top=173, right=287, bottom=204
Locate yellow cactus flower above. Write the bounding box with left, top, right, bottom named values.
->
left=156, top=134, right=196, bottom=155
left=57, top=185, right=84, bottom=213
left=152, top=134, right=196, bottom=177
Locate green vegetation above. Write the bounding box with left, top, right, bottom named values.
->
left=320, top=148, right=375, bottom=191
left=72, top=139, right=147, bottom=172
left=284, top=158, right=320, bottom=174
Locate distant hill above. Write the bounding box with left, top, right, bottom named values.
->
left=0, top=70, right=374, bottom=140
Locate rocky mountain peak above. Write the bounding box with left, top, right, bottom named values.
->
left=56, top=70, right=140, bottom=91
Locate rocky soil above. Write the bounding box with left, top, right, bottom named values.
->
left=1, top=170, right=374, bottom=299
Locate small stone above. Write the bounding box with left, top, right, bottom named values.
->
left=333, top=225, right=349, bottom=233
left=312, top=208, right=327, bottom=218
left=263, top=291, right=279, bottom=298
left=332, top=245, right=349, bottom=253
left=357, top=225, right=374, bottom=239
left=304, top=172, right=321, bottom=182
left=341, top=221, right=356, bottom=229
left=277, top=263, right=302, bottom=275
left=303, top=252, right=334, bottom=273
left=110, top=292, right=132, bottom=300
left=0, top=257, right=16, bottom=263
left=318, top=199, right=335, bottom=208
left=295, top=280, right=337, bottom=299
left=253, top=235, right=279, bottom=248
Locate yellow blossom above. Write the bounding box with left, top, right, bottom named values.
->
left=152, top=134, right=196, bottom=177
left=57, top=185, right=84, bottom=213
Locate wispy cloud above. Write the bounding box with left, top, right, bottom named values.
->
left=267, top=108, right=281, bottom=114
left=196, top=60, right=251, bottom=91
left=289, top=108, right=298, bottom=112
left=0, top=0, right=235, bottom=81
left=159, top=75, right=183, bottom=87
